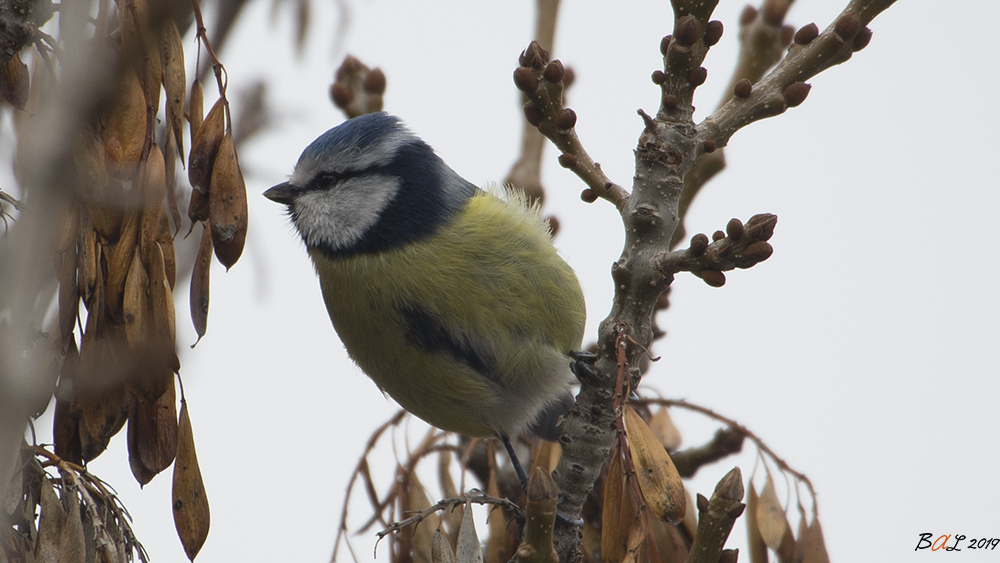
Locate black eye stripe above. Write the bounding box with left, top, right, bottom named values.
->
left=305, top=170, right=346, bottom=190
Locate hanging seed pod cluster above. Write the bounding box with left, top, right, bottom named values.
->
left=1, top=0, right=247, bottom=559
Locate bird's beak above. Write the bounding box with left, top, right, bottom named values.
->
left=264, top=182, right=298, bottom=205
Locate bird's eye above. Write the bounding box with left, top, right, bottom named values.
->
left=312, top=171, right=342, bottom=189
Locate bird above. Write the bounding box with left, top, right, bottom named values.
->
left=264, top=112, right=586, bottom=485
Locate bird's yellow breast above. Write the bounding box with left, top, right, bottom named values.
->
left=309, top=190, right=585, bottom=437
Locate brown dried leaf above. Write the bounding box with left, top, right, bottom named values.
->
left=208, top=131, right=247, bottom=270
left=648, top=407, right=682, bottom=451
left=59, top=491, right=85, bottom=563
left=107, top=211, right=140, bottom=320
left=160, top=17, right=186, bottom=160
left=103, top=68, right=146, bottom=179
left=756, top=475, right=787, bottom=551
left=188, top=96, right=225, bottom=195
left=455, top=502, right=482, bottom=563
left=0, top=53, right=29, bottom=109
left=189, top=223, right=212, bottom=346
left=173, top=400, right=210, bottom=560
left=36, top=478, right=66, bottom=563
left=623, top=405, right=686, bottom=524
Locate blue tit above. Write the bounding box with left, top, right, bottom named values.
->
left=264, top=112, right=586, bottom=466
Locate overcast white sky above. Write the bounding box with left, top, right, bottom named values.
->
left=31, top=1, right=1000, bottom=561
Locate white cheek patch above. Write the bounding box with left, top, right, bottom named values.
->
left=292, top=175, right=400, bottom=252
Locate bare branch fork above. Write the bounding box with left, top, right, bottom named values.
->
left=511, top=0, right=897, bottom=560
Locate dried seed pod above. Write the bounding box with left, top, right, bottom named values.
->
left=73, top=128, right=109, bottom=200
left=189, top=224, right=212, bottom=346
left=36, top=478, right=66, bottom=562
left=158, top=216, right=177, bottom=289
left=79, top=223, right=99, bottom=308
left=140, top=143, right=167, bottom=260
left=107, top=211, right=140, bottom=319
left=53, top=345, right=83, bottom=464
left=173, top=400, right=211, bottom=560
left=623, top=404, right=686, bottom=524
left=122, top=250, right=150, bottom=347
left=78, top=373, right=129, bottom=452
left=0, top=53, right=29, bottom=110
left=103, top=68, right=146, bottom=179
left=164, top=124, right=182, bottom=234
left=648, top=407, right=682, bottom=451
left=208, top=131, right=247, bottom=270
left=432, top=530, right=456, bottom=563
left=188, top=96, right=225, bottom=191
left=57, top=246, right=79, bottom=346
left=189, top=79, right=204, bottom=142
left=756, top=475, right=788, bottom=550
left=160, top=18, right=186, bottom=160
left=149, top=243, right=176, bottom=342
left=188, top=97, right=226, bottom=221
left=120, top=0, right=161, bottom=111
left=601, top=450, right=629, bottom=563
left=401, top=470, right=437, bottom=560
left=455, top=499, right=481, bottom=563
left=128, top=380, right=178, bottom=484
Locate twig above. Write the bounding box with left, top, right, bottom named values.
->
left=373, top=491, right=524, bottom=546
left=513, top=42, right=629, bottom=209
left=641, top=398, right=818, bottom=503
left=698, top=0, right=898, bottom=150
left=190, top=0, right=228, bottom=98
